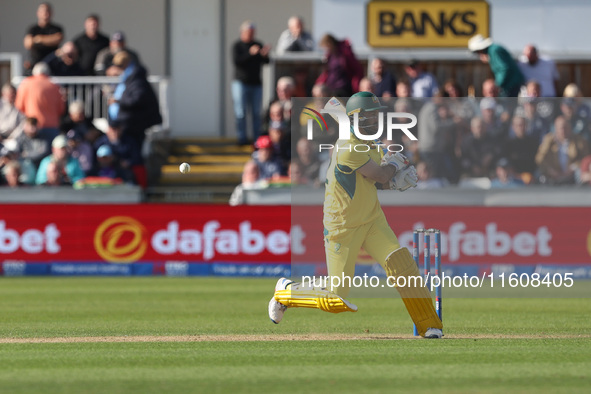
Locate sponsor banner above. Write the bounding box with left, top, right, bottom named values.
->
left=0, top=262, right=291, bottom=277
left=366, top=0, right=490, bottom=48
left=0, top=204, right=291, bottom=263
left=4, top=261, right=590, bottom=279
left=1, top=204, right=590, bottom=270
left=293, top=206, right=591, bottom=265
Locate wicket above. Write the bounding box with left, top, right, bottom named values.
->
left=412, top=228, right=442, bottom=336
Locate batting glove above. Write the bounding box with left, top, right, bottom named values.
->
left=381, top=152, right=411, bottom=172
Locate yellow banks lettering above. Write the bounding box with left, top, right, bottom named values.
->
left=378, top=10, right=477, bottom=36
left=367, top=1, right=489, bottom=47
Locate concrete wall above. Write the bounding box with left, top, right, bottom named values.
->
left=0, top=0, right=166, bottom=75
left=169, top=0, right=222, bottom=136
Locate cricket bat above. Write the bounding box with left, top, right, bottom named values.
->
left=322, top=97, right=346, bottom=122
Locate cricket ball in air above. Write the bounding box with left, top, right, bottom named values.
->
left=179, top=162, right=191, bottom=174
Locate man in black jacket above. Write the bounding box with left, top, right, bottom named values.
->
left=73, top=14, right=109, bottom=75
left=42, top=41, right=84, bottom=76
left=107, top=51, right=162, bottom=152
left=232, top=21, right=270, bottom=145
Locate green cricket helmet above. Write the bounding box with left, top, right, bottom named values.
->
left=345, top=91, right=387, bottom=132
left=345, top=91, right=387, bottom=116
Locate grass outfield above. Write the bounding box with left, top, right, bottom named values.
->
left=0, top=277, right=589, bottom=393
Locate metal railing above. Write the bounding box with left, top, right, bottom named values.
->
left=0, top=53, right=23, bottom=85
left=11, top=75, right=170, bottom=132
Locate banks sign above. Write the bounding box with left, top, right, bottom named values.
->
left=366, top=0, right=490, bottom=47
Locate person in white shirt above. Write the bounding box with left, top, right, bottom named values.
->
left=404, top=59, right=439, bottom=98
left=276, top=16, right=315, bottom=55
left=518, top=45, right=560, bottom=97
left=0, top=84, right=25, bottom=142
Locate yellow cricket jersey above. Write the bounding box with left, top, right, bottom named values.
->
left=323, top=136, right=384, bottom=234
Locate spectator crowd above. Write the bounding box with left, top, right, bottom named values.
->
left=231, top=18, right=591, bottom=196
left=2, top=6, right=590, bottom=191
left=1, top=3, right=162, bottom=188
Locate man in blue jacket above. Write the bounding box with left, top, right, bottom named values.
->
left=108, top=51, right=162, bottom=151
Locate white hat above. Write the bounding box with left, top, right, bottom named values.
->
left=52, top=135, right=67, bottom=149
left=468, top=34, right=492, bottom=52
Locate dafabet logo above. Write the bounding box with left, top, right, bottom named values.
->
left=94, top=216, right=148, bottom=263
left=92, top=217, right=294, bottom=262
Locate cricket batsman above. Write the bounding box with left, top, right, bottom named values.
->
left=268, top=92, right=443, bottom=338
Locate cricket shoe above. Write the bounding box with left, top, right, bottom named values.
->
left=424, top=328, right=443, bottom=339
left=268, top=277, right=294, bottom=324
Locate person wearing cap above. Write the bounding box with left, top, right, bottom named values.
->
left=93, top=121, right=142, bottom=170
left=267, top=92, right=443, bottom=339
left=23, top=3, right=64, bottom=74
left=94, top=31, right=140, bottom=76
left=73, top=14, right=109, bottom=75
left=404, top=59, right=439, bottom=98
left=91, top=144, right=135, bottom=183
left=35, top=134, right=85, bottom=185
left=252, top=135, right=282, bottom=180
left=66, top=129, right=93, bottom=175
left=468, top=34, right=525, bottom=97
left=107, top=51, right=162, bottom=150
left=490, top=158, right=525, bottom=188
left=232, top=21, right=270, bottom=145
